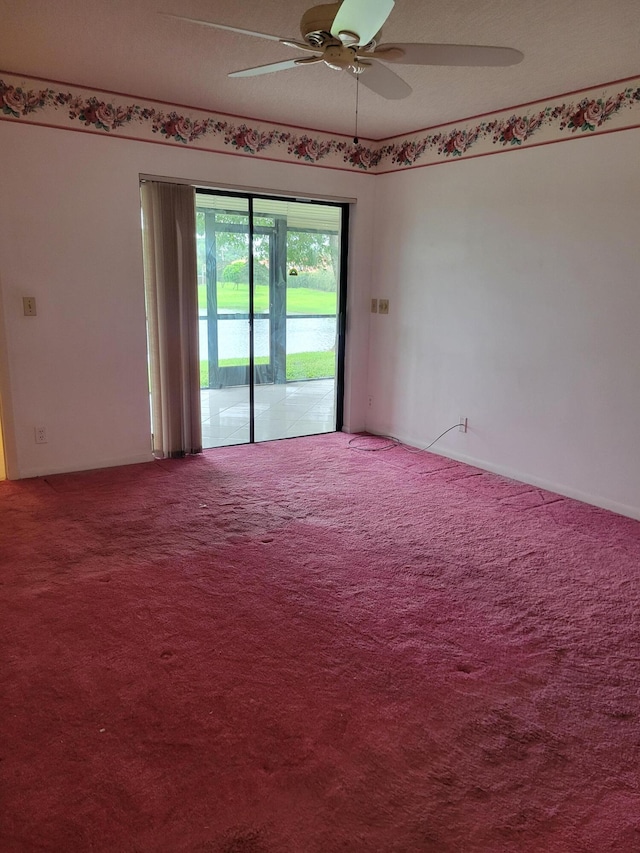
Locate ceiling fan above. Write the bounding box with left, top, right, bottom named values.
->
left=166, top=0, right=524, bottom=100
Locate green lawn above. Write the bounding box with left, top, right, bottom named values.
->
left=200, top=350, right=335, bottom=387
left=198, top=283, right=336, bottom=315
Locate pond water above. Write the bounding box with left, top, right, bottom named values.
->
left=199, top=316, right=337, bottom=361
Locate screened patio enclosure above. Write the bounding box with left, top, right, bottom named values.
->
left=196, top=191, right=347, bottom=447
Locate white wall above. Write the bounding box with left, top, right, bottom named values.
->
left=367, top=130, right=640, bottom=518
left=0, top=122, right=375, bottom=478
left=4, top=118, right=638, bottom=517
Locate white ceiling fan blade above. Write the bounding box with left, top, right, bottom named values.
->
left=350, top=61, right=411, bottom=100
left=370, top=42, right=524, bottom=67
left=331, top=0, right=395, bottom=46
left=163, top=14, right=288, bottom=43
left=229, top=58, right=320, bottom=78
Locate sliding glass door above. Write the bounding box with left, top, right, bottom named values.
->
left=196, top=190, right=347, bottom=448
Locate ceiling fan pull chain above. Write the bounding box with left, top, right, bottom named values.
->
left=354, top=74, right=360, bottom=144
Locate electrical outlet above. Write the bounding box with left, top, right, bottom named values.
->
left=34, top=426, right=47, bottom=444
left=371, top=298, right=378, bottom=313
left=459, top=416, right=468, bottom=433
left=378, top=298, right=389, bottom=315
left=23, top=296, right=37, bottom=316
left=368, top=395, right=373, bottom=408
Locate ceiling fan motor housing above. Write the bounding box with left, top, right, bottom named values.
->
left=300, top=3, right=341, bottom=45
left=300, top=2, right=379, bottom=48
left=323, top=43, right=358, bottom=70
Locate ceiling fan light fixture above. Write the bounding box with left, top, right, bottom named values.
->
left=337, top=30, right=360, bottom=47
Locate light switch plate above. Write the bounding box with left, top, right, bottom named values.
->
left=378, top=298, right=389, bottom=315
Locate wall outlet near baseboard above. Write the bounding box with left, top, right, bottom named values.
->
left=459, top=417, right=468, bottom=433
left=34, top=425, right=47, bottom=444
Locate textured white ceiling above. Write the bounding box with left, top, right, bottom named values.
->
left=2, top=0, right=638, bottom=138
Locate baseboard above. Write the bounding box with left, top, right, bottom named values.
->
left=367, top=426, right=640, bottom=522
left=18, top=452, right=154, bottom=480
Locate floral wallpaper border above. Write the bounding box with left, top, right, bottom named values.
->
left=1, top=71, right=639, bottom=173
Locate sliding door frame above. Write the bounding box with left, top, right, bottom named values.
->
left=335, top=202, right=349, bottom=432
left=196, top=187, right=349, bottom=436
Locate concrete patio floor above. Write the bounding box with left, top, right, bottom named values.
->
left=200, top=378, right=336, bottom=448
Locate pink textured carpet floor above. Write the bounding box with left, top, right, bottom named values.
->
left=1, top=432, right=640, bottom=852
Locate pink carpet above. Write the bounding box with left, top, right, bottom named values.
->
left=1, top=432, right=639, bottom=851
